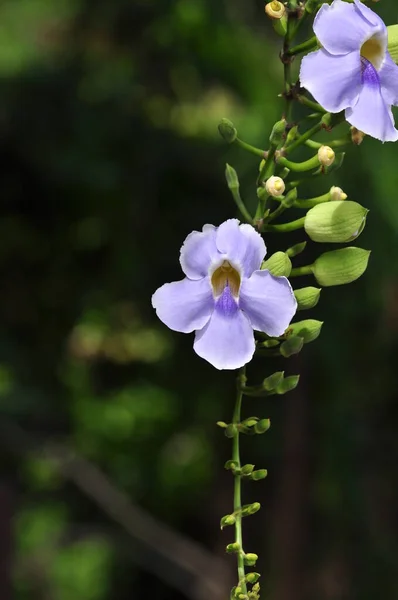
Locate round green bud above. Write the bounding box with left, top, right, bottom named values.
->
left=246, top=573, right=261, bottom=584
left=269, top=119, right=287, bottom=145
left=226, top=542, right=241, bottom=554
left=294, top=287, right=321, bottom=311
left=241, top=464, right=255, bottom=476
left=275, top=375, right=300, bottom=395
left=312, top=247, right=371, bottom=287
left=254, top=419, right=271, bottom=434
left=220, top=514, right=236, bottom=529
left=218, top=118, right=237, bottom=143
left=263, top=371, right=284, bottom=391
left=304, top=201, right=368, bottom=243
left=285, top=319, right=323, bottom=344
left=261, top=251, right=292, bottom=277
left=244, top=553, right=259, bottom=567
left=224, top=424, right=237, bottom=438
left=251, top=469, right=268, bottom=481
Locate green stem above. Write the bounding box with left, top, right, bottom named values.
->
left=278, top=154, right=320, bottom=172
left=284, top=120, right=324, bottom=155
left=229, top=187, right=254, bottom=224
left=233, top=367, right=247, bottom=593
left=296, top=95, right=326, bottom=114
left=295, top=192, right=330, bottom=208
left=290, top=264, right=314, bottom=277
left=257, top=146, right=276, bottom=186
left=286, top=36, right=318, bottom=57
left=305, top=135, right=351, bottom=150
left=266, top=202, right=287, bottom=223
left=235, top=137, right=267, bottom=158
left=263, top=216, right=305, bottom=233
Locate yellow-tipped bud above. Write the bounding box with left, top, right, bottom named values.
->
left=317, top=145, right=335, bottom=167
left=265, top=175, right=285, bottom=197
left=330, top=186, right=347, bottom=201
left=265, top=1, right=286, bottom=19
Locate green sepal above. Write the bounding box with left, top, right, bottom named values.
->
left=261, top=251, right=292, bottom=277
left=294, top=287, right=321, bottom=310
left=224, top=424, right=238, bottom=438
left=272, top=14, right=287, bottom=36
left=280, top=335, right=304, bottom=357
left=250, top=469, right=268, bottom=481
left=269, top=119, right=287, bottom=146
left=220, top=514, right=236, bottom=529
left=244, top=553, right=259, bottom=567
left=218, top=118, right=237, bottom=143
left=286, top=241, right=307, bottom=258
left=246, top=573, right=261, bottom=584
left=263, top=371, right=284, bottom=391
left=225, top=460, right=239, bottom=471
left=241, top=464, right=255, bottom=476
left=275, top=375, right=300, bottom=394
left=241, top=502, right=261, bottom=516
left=304, top=201, right=368, bottom=243
left=254, top=419, right=271, bottom=434
left=312, top=247, right=371, bottom=287
left=285, top=319, right=323, bottom=343
left=226, top=542, right=241, bottom=554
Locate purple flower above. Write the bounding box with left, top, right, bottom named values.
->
left=152, top=219, right=297, bottom=370
left=300, top=0, right=398, bottom=142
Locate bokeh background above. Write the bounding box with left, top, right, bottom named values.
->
left=1, top=1, right=398, bottom=599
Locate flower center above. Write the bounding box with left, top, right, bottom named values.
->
left=360, top=35, right=385, bottom=71
left=211, top=260, right=240, bottom=298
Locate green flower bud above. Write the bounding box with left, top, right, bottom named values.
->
left=269, top=119, right=287, bottom=146
left=261, top=339, right=279, bottom=348
left=241, top=464, right=255, bottom=476
left=304, top=201, right=368, bottom=243
left=244, top=553, right=259, bottom=566
left=218, top=118, right=237, bottom=143
left=263, top=371, right=284, bottom=391
left=256, top=186, right=268, bottom=201
left=220, top=514, right=236, bottom=529
left=285, top=319, right=323, bottom=343
left=294, top=287, right=321, bottom=311
left=285, top=125, right=298, bottom=146
left=388, top=24, right=398, bottom=64
left=251, top=469, right=268, bottom=481
left=225, top=460, right=239, bottom=472
left=265, top=175, right=285, bottom=197
left=312, top=247, right=371, bottom=287
left=275, top=375, right=300, bottom=394
left=216, top=421, right=228, bottom=428
left=254, top=419, right=271, bottom=434
left=246, top=573, right=261, bottom=584
left=241, top=417, right=258, bottom=428
left=226, top=542, right=241, bottom=554
left=280, top=335, right=304, bottom=357
left=286, top=241, right=307, bottom=258
left=225, top=164, right=239, bottom=191
left=261, top=251, right=292, bottom=277
left=241, top=502, right=261, bottom=517
left=225, top=424, right=237, bottom=438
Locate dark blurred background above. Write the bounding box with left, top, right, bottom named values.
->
left=1, top=1, right=398, bottom=599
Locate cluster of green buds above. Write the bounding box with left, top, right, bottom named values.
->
left=217, top=1, right=375, bottom=597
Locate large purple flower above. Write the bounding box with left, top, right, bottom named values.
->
left=152, top=219, right=297, bottom=370
left=300, top=0, right=398, bottom=142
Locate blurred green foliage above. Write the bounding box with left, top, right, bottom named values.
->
left=0, top=1, right=398, bottom=599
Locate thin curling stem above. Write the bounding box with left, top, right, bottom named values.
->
left=235, top=137, right=267, bottom=158
left=297, top=94, right=326, bottom=114
left=233, top=367, right=247, bottom=594
left=286, top=35, right=318, bottom=57
left=263, top=216, right=305, bottom=232
left=290, top=264, right=314, bottom=277
left=284, top=120, right=324, bottom=154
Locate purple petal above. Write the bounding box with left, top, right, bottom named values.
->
left=379, top=53, right=398, bottom=106
left=215, top=219, right=266, bottom=278
left=300, top=49, right=361, bottom=113
left=346, top=64, right=398, bottom=142
left=152, top=277, right=213, bottom=333
left=180, top=224, right=219, bottom=280
left=193, top=306, right=255, bottom=370
left=239, top=270, right=297, bottom=337
left=354, top=0, right=385, bottom=29
left=314, top=0, right=384, bottom=56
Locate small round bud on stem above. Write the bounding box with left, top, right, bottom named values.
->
left=226, top=542, right=241, bottom=554
left=265, top=1, right=285, bottom=19
left=254, top=419, right=271, bottom=434
left=246, top=573, right=261, bottom=584
left=317, top=145, right=335, bottom=167
left=220, top=514, right=236, bottom=529
left=218, top=118, right=237, bottom=143
left=251, top=469, right=268, bottom=481
left=244, top=553, right=259, bottom=567
left=241, top=464, right=255, bottom=476
left=330, top=186, right=347, bottom=201
left=265, top=176, right=285, bottom=197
